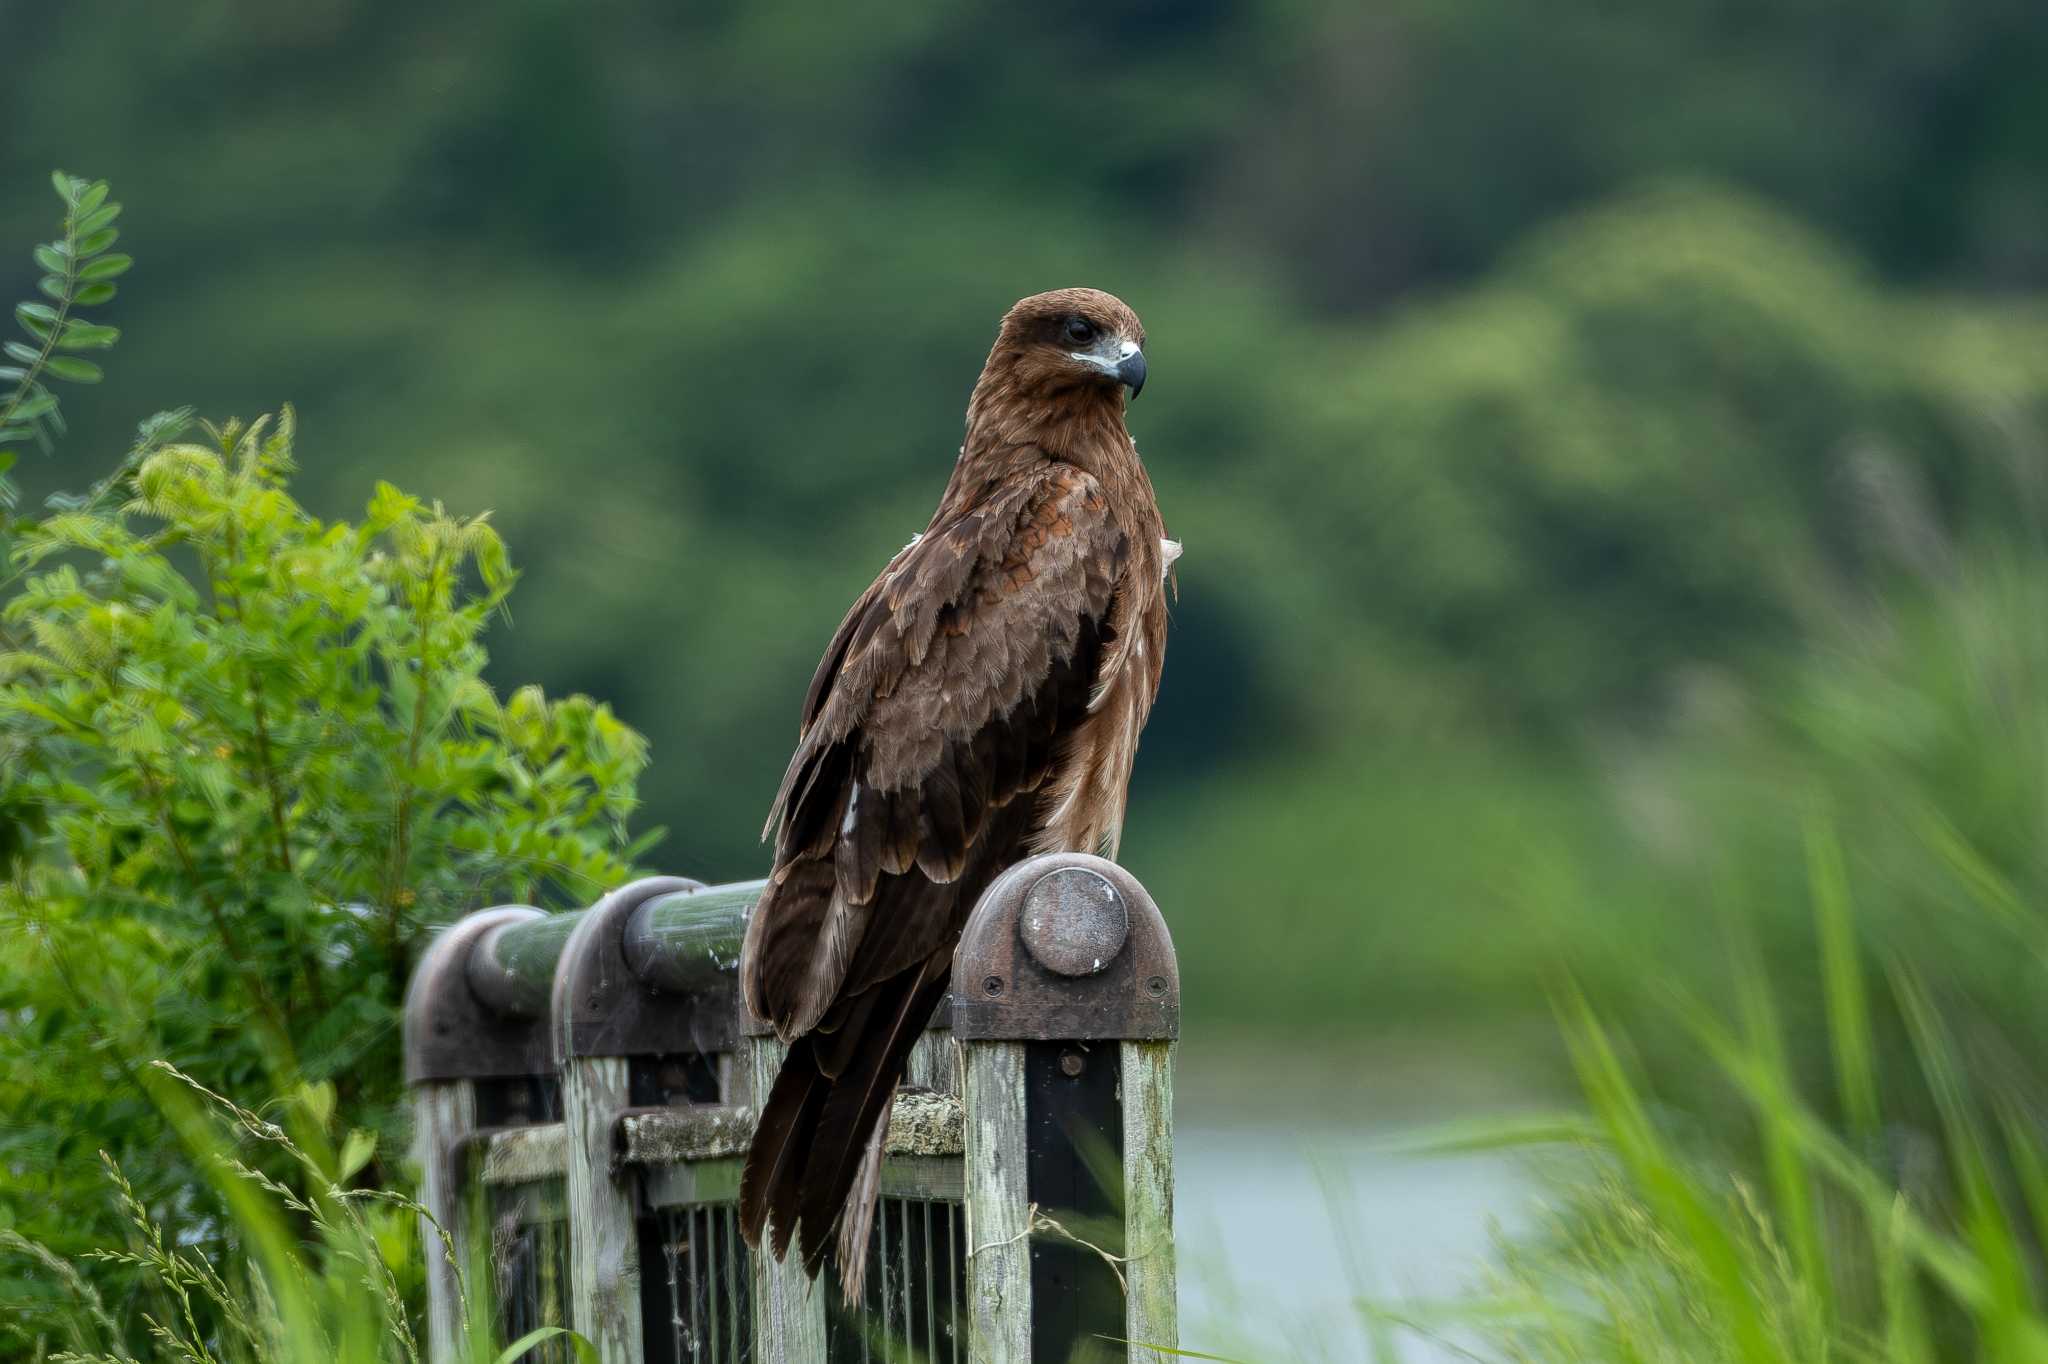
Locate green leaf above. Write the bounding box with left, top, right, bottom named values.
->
left=77, top=203, right=120, bottom=236
left=0, top=427, right=33, bottom=445
left=337, top=1127, right=377, bottom=1181
left=10, top=392, right=58, bottom=422
left=49, top=170, right=74, bottom=202
left=75, top=181, right=108, bottom=214
left=33, top=245, right=65, bottom=274
left=494, top=1328, right=599, bottom=1364
left=43, top=357, right=102, bottom=384
left=36, top=277, right=66, bottom=302
left=0, top=452, right=15, bottom=476
left=16, top=303, right=58, bottom=325
left=76, top=254, right=132, bottom=281
left=76, top=228, right=119, bottom=255
left=3, top=342, right=43, bottom=366
left=16, top=313, right=51, bottom=342
left=56, top=322, right=118, bottom=351
left=73, top=283, right=116, bottom=306
left=0, top=367, right=26, bottom=382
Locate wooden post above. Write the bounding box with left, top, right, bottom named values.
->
left=551, top=878, right=700, bottom=1364
left=747, top=1033, right=828, bottom=1363
left=952, top=853, right=1181, bottom=1362
left=412, top=1078, right=477, bottom=1364
left=963, top=1040, right=1031, bottom=1362
left=557, top=1053, right=641, bottom=1362
left=906, top=1018, right=959, bottom=1095
left=406, top=905, right=554, bottom=1363
left=1121, top=1040, right=1177, bottom=1359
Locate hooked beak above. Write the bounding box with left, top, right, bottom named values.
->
left=1115, top=347, right=1147, bottom=400
left=1072, top=337, right=1148, bottom=400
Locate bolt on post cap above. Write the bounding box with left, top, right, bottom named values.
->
left=1019, top=866, right=1128, bottom=977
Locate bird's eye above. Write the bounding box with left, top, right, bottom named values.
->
left=1064, top=316, right=1097, bottom=345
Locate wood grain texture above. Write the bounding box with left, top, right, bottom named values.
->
left=410, top=1079, right=476, bottom=1364
left=560, top=1055, right=643, bottom=1364
left=963, top=1040, right=1030, bottom=1363
left=1122, top=1040, right=1178, bottom=1359
left=906, top=1025, right=959, bottom=1094
left=745, top=1035, right=827, bottom=1362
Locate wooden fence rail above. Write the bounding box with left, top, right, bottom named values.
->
left=403, top=852, right=1180, bottom=1363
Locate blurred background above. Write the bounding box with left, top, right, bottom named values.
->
left=9, top=1, right=2048, bottom=1356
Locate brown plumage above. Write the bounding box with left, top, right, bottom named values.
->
left=737, top=288, right=1171, bottom=1293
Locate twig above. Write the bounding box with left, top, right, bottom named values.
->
left=966, top=1200, right=1135, bottom=1296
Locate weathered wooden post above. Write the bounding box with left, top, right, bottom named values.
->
left=952, top=852, right=1181, bottom=1363
left=550, top=875, right=704, bottom=1362
left=404, top=904, right=552, bottom=1361
left=739, top=1022, right=832, bottom=1358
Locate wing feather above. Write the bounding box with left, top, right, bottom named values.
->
left=740, top=462, right=1125, bottom=1039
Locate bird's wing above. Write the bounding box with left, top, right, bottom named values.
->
left=741, top=460, right=1128, bottom=1039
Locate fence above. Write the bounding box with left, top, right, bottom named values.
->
left=403, top=852, right=1180, bottom=1363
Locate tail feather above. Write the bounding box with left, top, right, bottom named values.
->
left=741, top=802, right=1037, bottom=1279
left=737, top=953, right=951, bottom=1294
left=834, top=1105, right=892, bottom=1301
left=738, top=1041, right=827, bottom=1258
left=796, top=962, right=950, bottom=1280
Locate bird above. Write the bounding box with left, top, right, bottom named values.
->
left=736, top=287, right=1172, bottom=1294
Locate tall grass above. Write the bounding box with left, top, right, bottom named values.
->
left=4, top=1061, right=588, bottom=1364
left=1378, top=807, right=2048, bottom=1363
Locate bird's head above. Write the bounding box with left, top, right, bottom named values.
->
left=987, top=287, right=1147, bottom=404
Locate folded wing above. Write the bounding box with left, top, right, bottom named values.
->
left=738, top=461, right=1128, bottom=1274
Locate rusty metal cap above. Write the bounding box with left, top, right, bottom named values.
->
left=950, top=852, right=1179, bottom=1041
left=550, top=875, right=724, bottom=1063
left=403, top=904, right=549, bottom=1084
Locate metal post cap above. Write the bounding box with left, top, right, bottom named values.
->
left=1018, top=866, right=1128, bottom=976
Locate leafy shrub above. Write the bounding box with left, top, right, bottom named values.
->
left=0, top=410, right=651, bottom=1353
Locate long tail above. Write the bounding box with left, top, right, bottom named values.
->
left=739, top=955, right=950, bottom=1296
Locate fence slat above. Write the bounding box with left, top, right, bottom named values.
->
left=411, top=1078, right=476, bottom=1364
left=1122, top=1039, right=1178, bottom=1360
left=747, top=1034, right=828, bottom=1363
left=963, top=1040, right=1030, bottom=1363
left=561, top=1054, right=643, bottom=1362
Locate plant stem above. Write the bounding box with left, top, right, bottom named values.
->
left=0, top=189, right=81, bottom=434
left=135, top=757, right=296, bottom=1057
left=217, top=516, right=328, bottom=1014
left=384, top=543, right=443, bottom=1000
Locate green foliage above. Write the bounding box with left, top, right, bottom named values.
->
left=0, top=172, right=128, bottom=514
left=0, top=409, right=651, bottom=1355
left=1123, top=186, right=2048, bottom=1075
left=14, top=1060, right=592, bottom=1364
left=1224, top=784, right=2048, bottom=1362
left=7, top=0, right=2046, bottom=879
left=1261, top=184, right=2048, bottom=738
left=0, top=1, right=2045, bottom=1341
left=1431, top=935, right=2048, bottom=1361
